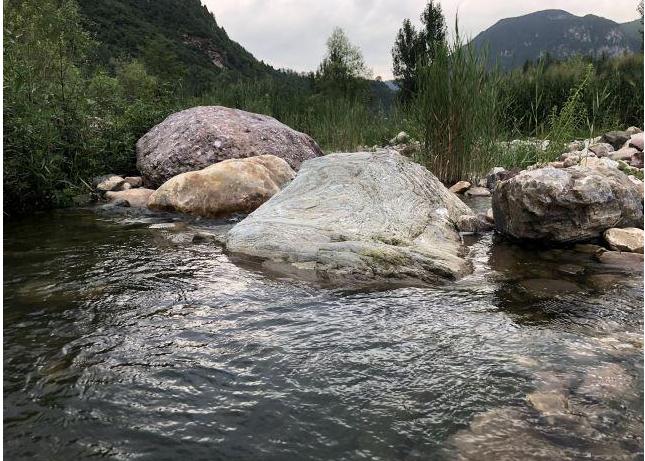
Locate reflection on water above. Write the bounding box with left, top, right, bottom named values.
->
left=3, top=207, right=643, bottom=460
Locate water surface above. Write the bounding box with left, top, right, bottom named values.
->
left=4, top=205, right=643, bottom=460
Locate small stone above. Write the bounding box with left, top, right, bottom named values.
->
left=563, top=156, right=578, bottom=167
left=603, top=227, right=644, bottom=253
left=626, top=126, right=643, bottom=136
left=112, top=198, right=130, bottom=207
left=568, top=140, right=584, bottom=152
left=465, top=186, right=491, bottom=197
left=578, top=156, right=619, bottom=169
left=93, top=175, right=125, bottom=192
left=449, top=180, right=471, bottom=194
left=549, top=161, right=565, bottom=168
left=527, top=391, right=569, bottom=416
left=594, top=250, right=644, bottom=272
left=518, top=278, right=582, bottom=299
left=192, top=232, right=217, bottom=243
left=485, top=208, right=494, bottom=223
left=586, top=273, right=624, bottom=291
left=557, top=264, right=584, bottom=275
left=456, top=214, right=493, bottom=234
left=574, top=243, right=606, bottom=255
left=601, top=130, right=631, bottom=150
left=630, top=151, right=643, bottom=169
left=577, top=363, right=633, bottom=399
left=485, top=167, right=507, bottom=190
left=609, top=147, right=639, bottom=161
left=627, top=175, right=644, bottom=200
left=629, top=132, right=644, bottom=151
left=124, top=176, right=143, bottom=188
left=588, top=143, right=614, bottom=157
left=395, top=131, right=409, bottom=144
left=105, top=188, right=155, bottom=208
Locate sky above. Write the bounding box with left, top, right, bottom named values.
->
left=203, top=0, right=641, bottom=80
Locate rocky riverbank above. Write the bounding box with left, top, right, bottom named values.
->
left=87, top=106, right=644, bottom=287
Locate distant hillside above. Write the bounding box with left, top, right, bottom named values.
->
left=471, top=9, right=642, bottom=70
left=77, top=0, right=274, bottom=93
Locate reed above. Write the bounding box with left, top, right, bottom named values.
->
left=409, top=27, right=506, bottom=184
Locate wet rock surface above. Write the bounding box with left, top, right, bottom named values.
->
left=226, top=150, right=474, bottom=286
left=105, top=188, right=155, bottom=208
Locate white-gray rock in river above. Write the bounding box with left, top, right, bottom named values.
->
left=492, top=165, right=643, bottom=242
left=225, top=150, right=475, bottom=286
left=136, top=106, right=322, bottom=187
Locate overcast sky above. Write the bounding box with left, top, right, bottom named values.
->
left=203, top=0, right=641, bottom=79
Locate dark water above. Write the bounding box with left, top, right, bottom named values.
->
left=4, top=204, right=644, bottom=460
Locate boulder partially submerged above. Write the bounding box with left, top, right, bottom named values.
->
left=492, top=166, right=643, bottom=243
left=105, top=188, right=155, bottom=208
left=225, top=150, right=474, bottom=286
left=147, top=155, right=294, bottom=218
left=136, top=106, right=322, bottom=187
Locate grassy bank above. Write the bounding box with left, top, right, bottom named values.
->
left=3, top=0, right=643, bottom=217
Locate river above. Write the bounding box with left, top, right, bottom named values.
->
left=3, top=201, right=643, bottom=460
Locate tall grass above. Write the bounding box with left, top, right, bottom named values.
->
left=194, top=78, right=402, bottom=152
left=410, top=29, right=506, bottom=184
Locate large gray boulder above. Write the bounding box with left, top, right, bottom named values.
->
left=492, top=166, right=643, bottom=243
left=225, top=150, right=474, bottom=286
left=136, top=106, right=323, bottom=187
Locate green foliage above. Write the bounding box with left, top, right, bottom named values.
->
left=410, top=29, right=505, bottom=184
left=501, top=54, right=644, bottom=137
left=4, top=0, right=644, bottom=219
left=392, top=1, right=447, bottom=100
left=195, top=77, right=400, bottom=152
left=4, top=0, right=176, bottom=216
left=314, top=27, right=371, bottom=99
left=541, top=64, right=594, bottom=162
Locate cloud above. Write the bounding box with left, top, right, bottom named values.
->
left=203, top=0, right=641, bottom=79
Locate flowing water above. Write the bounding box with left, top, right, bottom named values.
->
left=4, top=201, right=644, bottom=460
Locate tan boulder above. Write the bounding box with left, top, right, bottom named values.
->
left=124, top=176, right=143, bottom=188
left=603, top=227, right=644, bottom=253
left=105, top=188, right=155, bottom=207
left=448, top=180, right=471, bottom=194
left=147, top=155, right=295, bottom=218
left=94, top=175, right=125, bottom=192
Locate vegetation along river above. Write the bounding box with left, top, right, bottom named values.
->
left=4, top=198, right=643, bottom=460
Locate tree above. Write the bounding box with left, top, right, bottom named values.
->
left=391, top=1, right=447, bottom=100
left=392, top=19, right=423, bottom=99
left=419, top=1, right=447, bottom=62
left=315, top=27, right=371, bottom=98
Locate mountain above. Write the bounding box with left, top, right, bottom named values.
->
left=471, top=9, right=642, bottom=70
left=76, top=0, right=275, bottom=93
